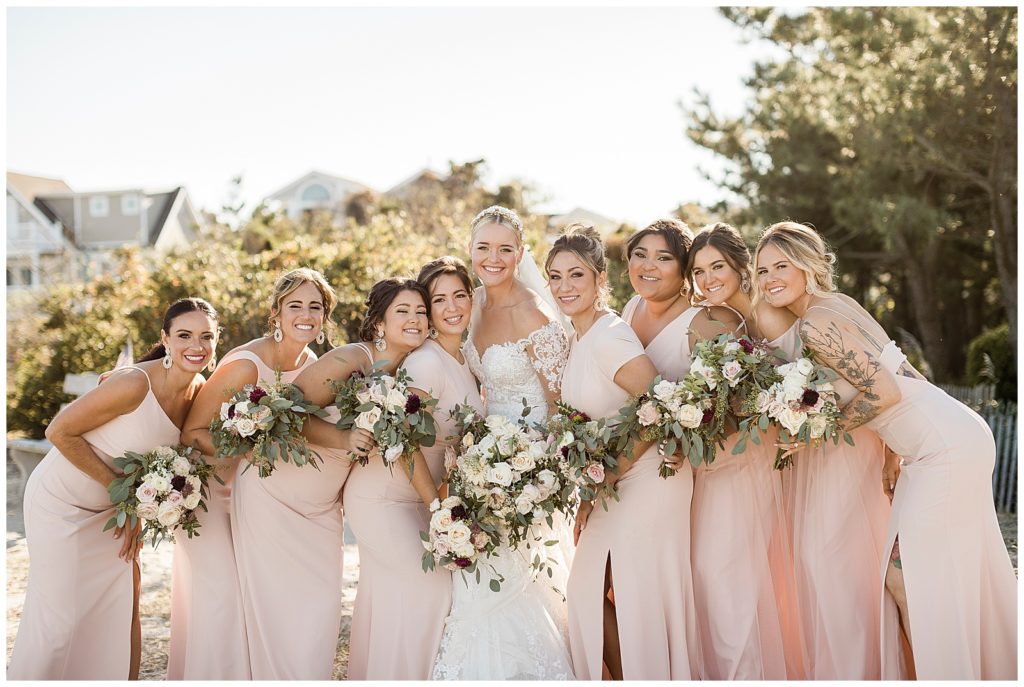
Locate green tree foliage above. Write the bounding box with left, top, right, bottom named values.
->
left=966, top=324, right=1016, bottom=403
left=684, top=7, right=1016, bottom=386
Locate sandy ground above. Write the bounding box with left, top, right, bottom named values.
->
left=5, top=458, right=1019, bottom=679
left=5, top=460, right=358, bottom=680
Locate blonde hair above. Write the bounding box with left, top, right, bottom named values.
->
left=470, top=205, right=525, bottom=247
left=267, top=268, right=338, bottom=341
left=545, top=223, right=611, bottom=308
left=753, top=221, right=837, bottom=302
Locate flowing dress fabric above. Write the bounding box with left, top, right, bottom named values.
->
left=781, top=319, right=890, bottom=680
left=167, top=350, right=313, bottom=680
left=626, top=297, right=803, bottom=680
left=9, top=367, right=181, bottom=680
left=563, top=310, right=701, bottom=680
left=431, top=319, right=575, bottom=680
left=345, top=340, right=476, bottom=679
left=803, top=305, right=1017, bottom=680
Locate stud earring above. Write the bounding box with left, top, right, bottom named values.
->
left=428, top=327, right=439, bottom=340
left=162, top=353, right=173, bottom=370
left=273, top=321, right=283, bottom=343
left=316, top=330, right=326, bottom=345
left=207, top=354, right=217, bottom=372
left=374, top=330, right=387, bottom=352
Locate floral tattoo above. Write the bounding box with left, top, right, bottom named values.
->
left=798, top=320, right=882, bottom=430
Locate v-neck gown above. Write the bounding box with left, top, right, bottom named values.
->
left=9, top=366, right=182, bottom=680
left=563, top=310, right=701, bottom=680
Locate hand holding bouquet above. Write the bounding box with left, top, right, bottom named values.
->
left=104, top=444, right=218, bottom=547
left=420, top=495, right=502, bottom=589
left=210, top=378, right=327, bottom=478
left=333, top=365, right=438, bottom=471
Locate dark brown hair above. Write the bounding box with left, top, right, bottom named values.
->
left=137, top=298, right=219, bottom=362
left=357, top=278, right=429, bottom=342
left=686, top=222, right=753, bottom=289
left=417, top=256, right=474, bottom=296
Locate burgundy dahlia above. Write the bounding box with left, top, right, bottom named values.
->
left=701, top=408, right=714, bottom=425
left=171, top=475, right=187, bottom=491
left=451, top=505, right=468, bottom=520
left=454, top=557, right=472, bottom=569
left=801, top=389, right=820, bottom=407
left=227, top=404, right=236, bottom=419
left=740, top=338, right=755, bottom=354
left=248, top=387, right=268, bottom=404
left=405, top=393, right=422, bottom=414
left=560, top=445, right=570, bottom=458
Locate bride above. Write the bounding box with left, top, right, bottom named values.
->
left=431, top=206, right=576, bottom=680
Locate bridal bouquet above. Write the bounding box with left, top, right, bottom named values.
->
left=104, top=444, right=219, bottom=547
left=543, top=401, right=619, bottom=509
left=332, top=365, right=438, bottom=471
left=420, top=495, right=501, bottom=584
left=441, top=402, right=569, bottom=586
left=210, top=378, right=327, bottom=478
left=741, top=353, right=853, bottom=469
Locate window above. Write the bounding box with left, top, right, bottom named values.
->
left=301, top=184, right=330, bottom=202
left=89, top=195, right=109, bottom=217
left=121, top=194, right=139, bottom=215
left=20, top=267, right=33, bottom=286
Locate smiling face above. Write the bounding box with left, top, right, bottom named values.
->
left=547, top=250, right=605, bottom=318
left=627, top=233, right=685, bottom=301
left=161, top=310, right=218, bottom=373
left=691, top=245, right=743, bottom=305
left=755, top=242, right=808, bottom=308
left=470, top=222, right=522, bottom=288
left=428, top=273, right=472, bottom=338
left=275, top=281, right=325, bottom=345
left=380, top=289, right=429, bottom=352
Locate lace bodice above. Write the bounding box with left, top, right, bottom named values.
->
left=463, top=321, right=569, bottom=425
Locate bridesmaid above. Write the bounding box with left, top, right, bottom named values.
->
left=552, top=223, right=699, bottom=680
left=340, top=258, right=480, bottom=679
left=753, top=223, right=892, bottom=680
left=685, top=222, right=804, bottom=679
left=9, top=298, right=218, bottom=680
left=294, top=276, right=432, bottom=680
left=755, top=221, right=1017, bottom=680
left=174, top=268, right=330, bottom=679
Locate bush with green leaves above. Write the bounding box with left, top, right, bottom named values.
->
left=966, top=323, right=1016, bottom=403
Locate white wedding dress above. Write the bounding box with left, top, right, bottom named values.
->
left=431, top=311, right=576, bottom=680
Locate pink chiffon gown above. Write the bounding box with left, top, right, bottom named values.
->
left=779, top=319, right=891, bottom=680
left=344, top=339, right=480, bottom=679
left=563, top=311, right=701, bottom=680
left=227, top=349, right=354, bottom=680
left=806, top=304, right=1017, bottom=680
left=623, top=296, right=805, bottom=681
left=9, top=366, right=182, bottom=679
left=167, top=349, right=315, bottom=679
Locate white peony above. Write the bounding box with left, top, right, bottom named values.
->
left=154, top=446, right=178, bottom=462
left=148, top=474, right=171, bottom=495
left=486, top=462, right=514, bottom=487
left=170, top=456, right=192, bottom=477
left=355, top=407, right=381, bottom=432
left=454, top=542, right=477, bottom=559
left=676, top=404, right=704, bottom=429
left=796, top=357, right=815, bottom=376
left=183, top=492, right=201, bottom=510
left=136, top=501, right=160, bottom=520
left=485, top=414, right=515, bottom=437
left=441, top=495, right=461, bottom=509
left=156, top=501, right=183, bottom=528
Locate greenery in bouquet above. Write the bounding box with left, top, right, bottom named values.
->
left=420, top=495, right=503, bottom=590
left=104, top=444, right=220, bottom=547
left=332, top=363, right=438, bottom=472
left=209, top=377, right=327, bottom=478
left=544, top=401, right=620, bottom=510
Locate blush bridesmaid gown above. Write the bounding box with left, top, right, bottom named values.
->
left=807, top=303, right=1017, bottom=680
left=344, top=338, right=480, bottom=679
left=9, top=366, right=182, bottom=679
left=168, top=348, right=314, bottom=679
left=563, top=311, right=701, bottom=680
left=780, top=319, right=891, bottom=679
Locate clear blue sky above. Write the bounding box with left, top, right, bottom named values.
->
left=7, top=6, right=777, bottom=225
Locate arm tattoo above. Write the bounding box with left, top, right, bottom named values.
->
left=799, top=320, right=883, bottom=429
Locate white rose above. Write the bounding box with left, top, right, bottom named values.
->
left=755, top=390, right=772, bottom=413
left=808, top=414, right=828, bottom=439
left=532, top=506, right=546, bottom=521
left=724, top=341, right=742, bottom=355
left=652, top=379, right=677, bottom=404
left=796, top=357, right=814, bottom=376
left=252, top=406, right=273, bottom=429
left=430, top=508, right=454, bottom=531
left=136, top=483, right=158, bottom=503
left=154, top=446, right=177, bottom=462
left=447, top=521, right=472, bottom=547
left=637, top=402, right=660, bottom=427
left=722, top=361, right=743, bottom=385
left=234, top=418, right=257, bottom=437
left=515, top=493, right=534, bottom=515
left=148, top=474, right=170, bottom=495
left=136, top=501, right=160, bottom=520
left=386, top=387, right=407, bottom=412
left=355, top=407, right=382, bottom=432
left=495, top=435, right=517, bottom=458
left=690, top=356, right=708, bottom=377
left=166, top=490, right=184, bottom=507
left=522, top=483, right=543, bottom=503
left=384, top=445, right=404, bottom=463
left=170, top=456, right=192, bottom=477
left=234, top=401, right=251, bottom=416
left=487, top=487, right=508, bottom=507
left=486, top=462, right=514, bottom=487
left=461, top=432, right=475, bottom=449
left=477, top=435, right=497, bottom=455
left=432, top=536, right=451, bottom=557
left=454, top=542, right=476, bottom=559
left=380, top=374, right=397, bottom=391
left=676, top=404, right=704, bottom=429
left=509, top=451, right=535, bottom=472
left=526, top=441, right=547, bottom=462
left=555, top=431, right=575, bottom=451
left=778, top=407, right=807, bottom=436
left=355, top=388, right=373, bottom=405
left=186, top=475, right=202, bottom=492
left=441, top=496, right=461, bottom=509
left=368, top=383, right=387, bottom=404
left=429, top=498, right=441, bottom=512
left=156, top=501, right=183, bottom=528
left=183, top=492, right=201, bottom=510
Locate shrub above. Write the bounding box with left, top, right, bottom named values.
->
left=965, top=323, right=1016, bottom=403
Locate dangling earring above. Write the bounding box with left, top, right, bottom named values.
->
left=679, top=283, right=690, bottom=298
left=162, top=353, right=173, bottom=370
left=374, top=329, right=387, bottom=352
left=207, top=354, right=217, bottom=372
left=428, top=327, right=439, bottom=340
left=805, top=282, right=813, bottom=295
left=316, top=330, right=326, bottom=345
left=272, top=321, right=283, bottom=343
left=741, top=274, right=751, bottom=293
